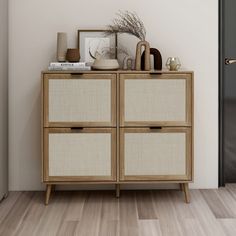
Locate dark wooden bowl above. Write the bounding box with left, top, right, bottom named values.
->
left=66, top=49, right=80, bottom=62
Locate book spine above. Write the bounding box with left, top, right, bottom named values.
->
left=50, top=62, right=86, bottom=67
left=48, top=66, right=91, bottom=71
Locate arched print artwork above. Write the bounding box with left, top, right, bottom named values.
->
left=85, top=37, right=110, bottom=63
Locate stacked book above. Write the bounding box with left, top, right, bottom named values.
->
left=48, top=62, right=91, bottom=71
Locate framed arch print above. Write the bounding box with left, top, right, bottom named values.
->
left=78, top=29, right=117, bottom=64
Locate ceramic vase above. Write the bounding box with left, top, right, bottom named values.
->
left=166, top=57, right=181, bottom=71
left=66, top=49, right=80, bottom=62
left=57, top=32, right=67, bottom=62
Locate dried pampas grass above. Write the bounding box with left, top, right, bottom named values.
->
left=106, top=10, right=146, bottom=41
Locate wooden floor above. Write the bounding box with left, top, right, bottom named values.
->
left=1, top=185, right=236, bottom=236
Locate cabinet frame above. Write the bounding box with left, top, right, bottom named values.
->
left=43, top=73, right=117, bottom=127
left=43, top=128, right=117, bottom=182
left=41, top=70, right=194, bottom=204
left=119, top=127, right=192, bottom=181
left=120, top=73, right=192, bottom=127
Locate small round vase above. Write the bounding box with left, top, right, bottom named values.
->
left=166, top=57, right=181, bottom=71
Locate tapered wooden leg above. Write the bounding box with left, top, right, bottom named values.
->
left=45, top=184, right=52, bottom=205
left=183, top=183, right=190, bottom=203
left=180, top=183, right=184, bottom=191
left=116, top=184, right=120, bottom=198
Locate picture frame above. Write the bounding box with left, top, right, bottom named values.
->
left=78, top=29, right=118, bottom=64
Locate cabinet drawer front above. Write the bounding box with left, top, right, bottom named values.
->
left=43, top=128, right=116, bottom=181
left=120, top=128, right=192, bottom=181
left=120, top=74, right=192, bottom=126
left=44, top=74, right=116, bottom=127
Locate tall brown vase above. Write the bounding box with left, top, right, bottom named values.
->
left=135, top=41, right=151, bottom=71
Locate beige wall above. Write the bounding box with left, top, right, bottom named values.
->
left=9, top=0, right=218, bottom=190
left=0, top=0, right=8, bottom=196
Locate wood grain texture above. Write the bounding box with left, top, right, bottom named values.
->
left=99, top=191, right=119, bottom=236
left=119, top=191, right=139, bottom=236
left=2, top=187, right=236, bottom=235
left=33, top=192, right=69, bottom=236
left=152, top=190, right=184, bottom=236
left=61, top=191, right=87, bottom=222
left=219, top=219, right=236, bottom=236
left=135, top=191, right=158, bottom=220
left=16, top=192, right=46, bottom=236
left=0, top=192, right=35, bottom=236
left=0, top=192, right=21, bottom=225
left=56, top=221, right=78, bottom=236
left=138, top=220, right=162, bottom=236
left=75, top=192, right=103, bottom=236
left=190, top=190, right=226, bottom=236
left=201, top=189, right=235, bottom=218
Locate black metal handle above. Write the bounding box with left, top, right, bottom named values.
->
left=70, top=127, right=84, bottom=132
left=149, top=127, right=162, bottom=130
left=149, top=72, right=162, bottom=75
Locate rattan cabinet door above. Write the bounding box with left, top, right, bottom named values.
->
left=43, top=128, right=116, bottom=182
left=120, top=128, right=192, bottom=181
left=120, top=73, right=192, bottom=127
left=44, top=73, right=116, bottom=127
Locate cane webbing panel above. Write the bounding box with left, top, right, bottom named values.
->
left=124, top=132, right=186, bottom=176
left=124, top=79, right=186, bottom=122
left=48, top=133, right=111, bottom=176
left=49, top=79, right=111, bottom=122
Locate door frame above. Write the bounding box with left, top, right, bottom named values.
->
left=219, top=0, right=225, bottom=186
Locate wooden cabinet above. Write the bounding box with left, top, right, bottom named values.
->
left=42, top=71, right=194, bottom=204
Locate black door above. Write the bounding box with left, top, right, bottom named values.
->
left=220, top=0, right=236, bottom=185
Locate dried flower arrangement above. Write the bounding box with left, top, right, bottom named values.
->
left=106, top=10, right=146, bottom=41
left=107, top=10, right=150, bottom=71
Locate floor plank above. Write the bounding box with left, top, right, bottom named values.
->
left=201, top=189, right=235, bottom=218
left=0, top=188, right=236, bottom=236
left=0, top=192, right=34, bottom=236
left=119, top=191, right=139, bottom=236
left=75, top=192, right=103, bottom=236
left=138, top=220, right=162, bottom=236
left=181, top=219, right=206, bottom=236
left=16, top=192, right=46, bottom=236
left=63, top=191, right=87, bottom=221
left=56, top=220, right=78, bottom=236
left=216, top=187, right=236, bottom=217
left=136, top=190, right=158, bottom=220
left=226, top=184, right=236, bottom=200
left=168, top=191, right=203, bottom=236
left=190, top=190, right=226, bottom=236
left=32, top=192, right=69, bottom=236
left=219, top=219, right=236, bottom=236
left=152, top=190, right=184, bottom=236
left=0, top=192, right=21, bottom=225
left=98, top=191, right=119, bottom=236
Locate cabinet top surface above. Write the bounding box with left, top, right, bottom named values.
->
left=42, top=69, right=194, bottom=75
